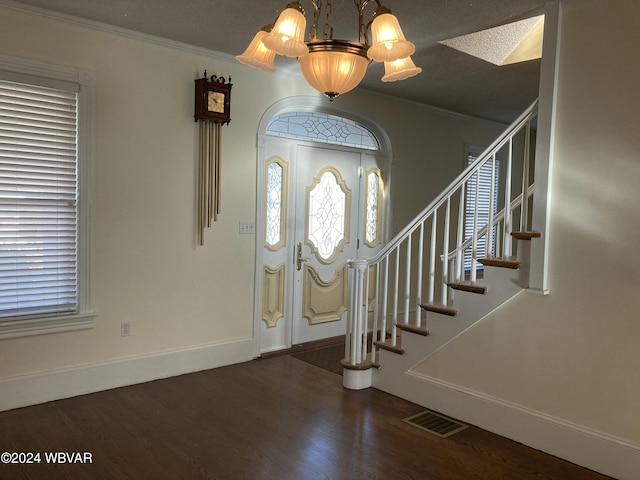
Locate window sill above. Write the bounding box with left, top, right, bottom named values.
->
left=0, top=313, right=97, bottom=340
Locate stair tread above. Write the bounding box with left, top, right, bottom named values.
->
left=477, top=256, right=521, bottom=269
left=511, top=231, right=541, bottom=240
left=396, top=323, right=430, bottom=336
left=447, top=281, right=488, bottom=294
left=340, top=358, right=376, bottom=371
left=373, top=339, right=404, bottom=355
left=419, top=302, right=458, bottom=316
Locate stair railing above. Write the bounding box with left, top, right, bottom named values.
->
left=343, top=99, right=539, bottom=376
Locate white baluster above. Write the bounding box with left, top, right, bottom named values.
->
left=487, top=155, right=496, bottom=258
left=391, top=246, right=400, bottom=346
left=381, top=257, right=389, bottom=345
left=503, top=138, right=513, bottom=258
left=428, top=211, right=437, bottom=304
left=521, top=122, right=531, bottom=232
left=471, top=171, right=479, bottom=282
left=371, top=264, right=380, bottom=360
left=404, top=235, right=411, bottom=326
left=441, top=198, right=451, bottom=306
left=455, top=186, right=465, bottom=283
left=416, top=222, right=424, bottom=327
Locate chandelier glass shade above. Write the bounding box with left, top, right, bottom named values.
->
left=261, top=4, right=309, bottom=58
left=368, top=11, right=416, bottom=62
left=236, top=28, right=277, bottom=72
left=299, top=40, right=370, bottom=100
left=236, top=0, right=419, bottom=100
left=382, top=55, right=422, bottom=82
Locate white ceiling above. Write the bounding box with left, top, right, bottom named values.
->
left=3, top=0, right=582, bottom=123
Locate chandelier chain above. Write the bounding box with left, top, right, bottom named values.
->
left=323, top=0, right=333, bottom=39
left=309, top=0, right=375, bottom=43
left=356, top=0, right=367, bottom=44
left=310, top=0, right=320, bottom=40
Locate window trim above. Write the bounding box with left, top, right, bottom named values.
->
left=0, top=54, right=96, bottom=340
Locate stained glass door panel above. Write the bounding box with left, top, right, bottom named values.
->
left=291, top=145, right=361, bottom=345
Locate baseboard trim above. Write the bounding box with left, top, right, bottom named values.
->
left=0, top=337, right=253, bottom=412
left=379, top=370, right=640, bottom=480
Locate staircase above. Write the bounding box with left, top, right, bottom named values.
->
left=341, top=99, right=541, bottom=390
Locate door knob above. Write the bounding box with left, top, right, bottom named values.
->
left=296, top=242, right=309, bottom=271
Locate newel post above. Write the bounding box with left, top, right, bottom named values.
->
left=342, top=259, right=373, bottom=390
left=530, top=0, right=561, bottom=295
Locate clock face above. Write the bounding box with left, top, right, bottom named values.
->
left=207, top=91, right=225, bottom=114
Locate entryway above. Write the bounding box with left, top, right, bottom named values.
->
left=253, top=97, right=391, bottom=355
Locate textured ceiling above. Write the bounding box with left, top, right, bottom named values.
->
left=2, top=0, right=581, bottom=123
left=440, top=15, right=544, bottom=66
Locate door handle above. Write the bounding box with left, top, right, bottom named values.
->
left=296, top=242, right=309, bottom=271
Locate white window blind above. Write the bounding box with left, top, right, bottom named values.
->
left=464, top=150, right=499, bottom=271
left=0, top=79, right=79, bottom=319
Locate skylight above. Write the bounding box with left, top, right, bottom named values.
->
left=439, top=15, right=544, bottom=66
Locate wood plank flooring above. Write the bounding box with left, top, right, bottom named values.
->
left=0, top=353, right=612, bottom=480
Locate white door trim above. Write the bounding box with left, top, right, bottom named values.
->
left=252, top=96, right=393, bottom=357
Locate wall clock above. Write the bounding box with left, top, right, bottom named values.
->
left=194, top=73, right=232, bottom=124
left=194, top=72, right=232, bottom=245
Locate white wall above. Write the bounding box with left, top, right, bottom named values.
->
left=413, top=0, right=640, bottom=446
left=0, top=6, right=505, bottom=399
left=333, top=94, right=507, bottom=233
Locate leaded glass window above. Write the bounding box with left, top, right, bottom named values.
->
left=365, top=168, right=382, bottom=247
left=265, top=157, right=288, bottom=250
left=266, top=112, right=379, bottom=150
left=306, top=168, right=351, bottom=262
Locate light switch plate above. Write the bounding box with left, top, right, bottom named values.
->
left=239, top=221, right=255, bottom=234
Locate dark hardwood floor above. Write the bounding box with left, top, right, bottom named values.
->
left=0, top=353, right=612, bottom=480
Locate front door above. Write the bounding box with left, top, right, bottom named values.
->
left=291, top=144, right=361, bottom=344
left=257, top=112, right=386, bottom=355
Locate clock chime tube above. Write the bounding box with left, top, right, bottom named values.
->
left=198, top=119, right=223, bottom=244
left=208, top=121, right=214, bottom=227
left=215, top=123, right=221, bottom=218
left=198, top=120, right=206, bottom=245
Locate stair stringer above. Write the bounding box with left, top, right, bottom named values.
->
left=373, top=242, right=532, bottom=393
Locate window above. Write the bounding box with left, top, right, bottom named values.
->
left=306, top=167, right=350, bottom=263
left=464, top=147, right=499, bottom=271
left=265, top=156, right=288, bottom=251
left=266, top=111, right=379, bottom=150
left=0, top=54, right=95, bottom=339
left=364, top=168, right=382, bottom=248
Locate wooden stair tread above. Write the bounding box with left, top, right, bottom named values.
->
left=511, top=231, right=541, bottom=240
left=373, top=340, right=404, bottom=355
left=447, top=281, right=488, bottom=295
left=340, top=358, right=376, bottom=371
left=477, top=257, right=521, bottom=269
left=396, top=323, right=430, bottom=336
left=419, top=302, right=458, bottom=316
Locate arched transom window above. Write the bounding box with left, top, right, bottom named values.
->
left=266, top=111, right=379, bottom=151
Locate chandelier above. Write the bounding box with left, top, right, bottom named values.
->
left=236, top=0, right=421, bottom=100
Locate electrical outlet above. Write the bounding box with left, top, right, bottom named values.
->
left=239, top=221, right=255, bottom=234
left=120, top=322, right=131, bottom=337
